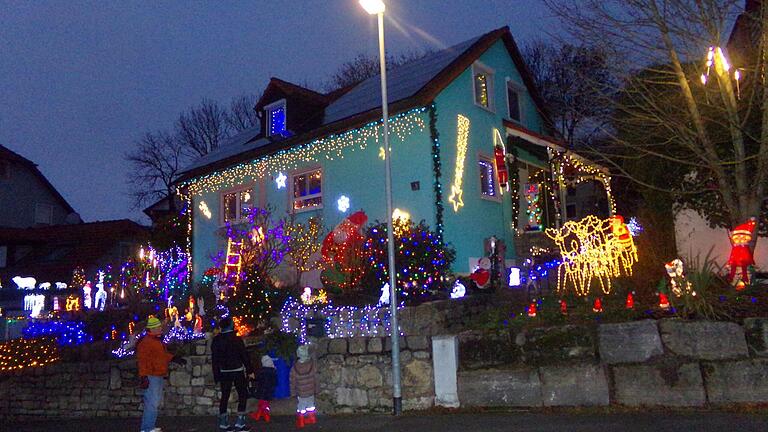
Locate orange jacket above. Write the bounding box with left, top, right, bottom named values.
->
left=137, top=334, right=174, bottom=377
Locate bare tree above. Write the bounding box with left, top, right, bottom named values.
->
left=125, top=130, right=184, bottom=210
left=522, top=40, right=616, bottom=147
left=544, top=0, right=768, bottom=232
left=226, top=94, right=260, bottom=132
left=175, top=98, right=230, bottom=159
left=323, top=50, right=433, bottom=92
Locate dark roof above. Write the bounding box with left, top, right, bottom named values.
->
left=176, top=26, right=553, bottom=183
left=0, top=144, right=77, bottom=215
left=0, top=219, right=149, bottom=283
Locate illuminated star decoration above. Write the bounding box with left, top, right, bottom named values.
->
left=627, top=217, right=643, bottom=237
left=275, top=172, right=287, bottom=189
left=337, top=195, right=350, bottom=213
left=448, top=115, right=470, bottom=212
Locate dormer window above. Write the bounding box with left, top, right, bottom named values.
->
left=265, top=99, right=287, bottom=137
left=472, top=63, right=494, bottom=111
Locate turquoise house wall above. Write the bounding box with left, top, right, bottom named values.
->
left=434, top=40, right=546, bottom=272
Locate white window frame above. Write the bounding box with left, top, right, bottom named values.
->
left=478, top=153, right=501, bottom=202
left=291, top=167, right=324, bottom=213
left=264, top=99, right=287, bottom=137
left=219, top=185, right=255, bottom=226
left=472, top=62, right=495, bottom=112
left=505, top=78, right=524, bottom=123
left=34, top=203, right=53, bottom=225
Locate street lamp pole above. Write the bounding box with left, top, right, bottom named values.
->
left=359, top=0, right=402, bottom=416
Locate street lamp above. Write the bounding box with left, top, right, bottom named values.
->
left=359, top=0, right=402, bottom=416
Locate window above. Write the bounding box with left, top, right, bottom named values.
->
left=473, top=63, right=494, bottom=110
left=0, top=160, right=10, bottom=179
left=265, top=99, right=287, bottom=137
left=478, top=157, right=498, bottom=198
left=220, top=187, right=253, bottom=224
left=292, top=168, right=323, bottom=211
left=506, top=81, right=522, bottom=122
left=34, top=203, right=53, bottom=225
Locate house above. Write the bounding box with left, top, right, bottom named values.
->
left=176, top=27, right=615, bottom=284
left=0, top=144, right=81, bottom=229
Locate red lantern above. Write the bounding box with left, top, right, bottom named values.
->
left=626, top=292, right=634, bottom=309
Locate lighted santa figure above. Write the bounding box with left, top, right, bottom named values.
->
left=727, top=218, right=757, bottom=289
left=469, top=257, right=491, bottom=289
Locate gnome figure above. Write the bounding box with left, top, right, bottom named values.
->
left=727, top=218, right=757, bottom=289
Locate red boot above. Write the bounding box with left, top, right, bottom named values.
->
left=296, top=413, right=305, bottom=429
left=305, top=411, right=316, bottom=425
left=249, top=400, right=265, bottom=422
left=263, top=401, right=271, bottom=423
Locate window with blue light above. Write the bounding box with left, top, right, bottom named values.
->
left=479, top=157, right=498, bottom=198
left=266, top=99, right=287, bottom=137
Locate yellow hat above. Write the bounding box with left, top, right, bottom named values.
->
left=146, top=316, right=162, bottom=330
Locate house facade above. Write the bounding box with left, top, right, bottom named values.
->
left=177, top=27, right=614, bottom=284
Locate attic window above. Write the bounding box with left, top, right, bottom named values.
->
left=265, top=99, right=287, bottom=137
left=473, top=63, right=494, bottom=111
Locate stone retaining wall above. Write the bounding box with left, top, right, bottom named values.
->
left=458, top=318, right=768, bottom=407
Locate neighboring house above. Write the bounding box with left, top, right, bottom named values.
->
left=0, top=219, right=148, bottom=291
left=176, top=27, right=614, bottom=283
left=0, top=144, right=82, bottom=228
left=143, top=194, right=183, bottom=225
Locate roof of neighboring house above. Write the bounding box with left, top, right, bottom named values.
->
left=0, top=219, right=149, bottom=283
left=176, top=26, right=552, bottom=184
left=0, top=144, right=77, bottom=215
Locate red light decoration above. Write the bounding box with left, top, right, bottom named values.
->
left=727, top=218, right=757, bottom=289
left=626, top=292, right=634, bottom=309
left=527, top=302, right=537, bottom=317
left=560, top=300, right=568, bottom=315
left=659, top=293, right=671, bottom=309
left=593, top=298, right=603, bottom=313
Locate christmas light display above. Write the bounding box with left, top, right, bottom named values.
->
left=627, top=217, right=643, bottom=237
left=198, top=201, right=212, bottom=219
left=300, top=287, right=328, bottom=306
left=727, top=218, right=757, bottom=288
left=593, top=298, right=603, bottom=313
left=626, top=292, right=635, bottom=309
left=665, top=259, right=694, bottom=297
left=545, top=215, right=638, bottom=296
left=363, top=219, right=454, bottom=300
left=337, top=195, right=350, bottom=213
left=321, top=211, right=368, bottom=292
left=286, top=216, right=324, bottom=283
left=448, top=115, right=470, bottom=212
left=0, top=337, right=59, bottom=372
left=233, top=316, right=253, bottom=337
left=527, top=302, right=537, bottom=317
left=659, top=293, right=671, bottom=309
left=450, top=281, right=466, bottom=299
left=378, top=283, right=390, bottom=305
left=66, top=295, right=80, bottom=312
left=493, top=129, right=509, bottom=190
left=555, top=153, right=616, bottom=216
left=379, top=146, right=386, bottom=160
left=39, top=282, right=51, bottom=290
left=428, top=105, right=446, bottom=243
left=22, top=321, right=93, bottom=346
left=523, top=183, right=542, bottom=231
left=181, top=107, right=427, bottom=196
left=71, top=267, right=86, bottom=290
left=12, top=276, right=36, bottom=290
left=275, top=172, right=287, bottom=189
left=82, top=281, right=92, bottom=309
left=55, top=282, right=67, bottom=290
left=23, top=294, right=45, bottom=318
left=95, top=272, right=107, bottom=311
left=391, top=208, right=411, bottom=237
left=508, top=267, right=521, bottom=286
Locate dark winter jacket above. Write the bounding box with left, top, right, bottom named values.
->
left=253, top=366, right=278, bottom=400
left=211, top=330, right=253, bottom=382
left=290, top=359, right=319, bottom=398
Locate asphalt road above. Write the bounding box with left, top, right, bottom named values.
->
left=4, top=411, right=768, bottom=432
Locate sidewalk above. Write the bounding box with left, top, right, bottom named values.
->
left=5, top=410, right=768, bottom=432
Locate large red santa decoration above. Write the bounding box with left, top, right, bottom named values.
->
left=727, top=218, right=757, bottom=289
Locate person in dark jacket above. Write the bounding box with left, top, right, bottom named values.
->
left=211, top=317, right=253, bottom=432
left=248, top=355, right=277, bottom=423
left=290, top=345, right=318, bottom=428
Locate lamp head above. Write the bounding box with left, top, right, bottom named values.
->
left=359, top=0, right=385, bottom=14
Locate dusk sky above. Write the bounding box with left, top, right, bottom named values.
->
left=0, top=1, right=560, bottom=224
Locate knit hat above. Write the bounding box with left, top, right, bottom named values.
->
left=296, top=345, right=310, bottom=362
left=146, top=316, right=162, bottom=330
left=261, top=355, right=275, bottom=369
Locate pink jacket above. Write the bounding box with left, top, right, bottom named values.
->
left=290, top=359, right=319, bottom=397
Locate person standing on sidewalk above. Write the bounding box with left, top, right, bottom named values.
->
left=211, top=317, right=254, bottom=431
left=137, top=316, right=187, bottom=432
left=249, top=355, right=278, bottom=423
left=290, top=345, right=318, bottom=429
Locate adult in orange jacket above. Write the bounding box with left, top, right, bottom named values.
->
left=137, top=316, right=186, bottom=432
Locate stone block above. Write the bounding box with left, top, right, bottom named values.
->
left=192, top=365, right=202, bottom=377
left=335, top=387, right=368, bottom=407
left=315, top=338, right=330, bottom=357
left=743, top=318, right=768, bottom=357
left=367, top=338, right=383, bottom=353
left=539, top=364, right=609, bottom=406
left=660, top=320, right=748, bottom=360
left=349, top=337, right=367, bottom=354
left=613, top=363, right=705, bottom=406
left=328, top=339, right=348, bottom=354
left=524, top=325, right=596, bottom=365
left=704, top=359, right=768, bottom=403
left=169, top=370, right=191, bottom=387
left=458, top=368, right=542, bottom=407
left=598, top=320, right=663, bottom=364
left=356, top=364, right=383, bottom=388
left=384, top=336, right=408, bottom=352
left=459, top=331, right=517, bottom=370
left=195, top=396, right=213, bottom=406
left=195, top=344, right=206, bottom=356
left=402, top=360, right=433, bottom=396
left=191, top=377, right=205, bottom=386
left=407, top=336, right=430, bottom=351
left=413, top=351, right=430, bottom=360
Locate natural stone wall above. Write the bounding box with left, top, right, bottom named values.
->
left=458, top=318, right=768, bottom=408
left=313, top=335, right=434, bottom=413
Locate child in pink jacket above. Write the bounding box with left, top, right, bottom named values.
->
left=290, top=345, right=318, bottom=428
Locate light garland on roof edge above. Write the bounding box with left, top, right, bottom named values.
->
left=182, top=107, right=428, bottom=196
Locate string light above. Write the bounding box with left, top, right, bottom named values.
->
left=428, top=105, right=445, bottom=243
left=448, top=115, right=470, bottom=212
left=181, top=107, right=427, bottom=196
left=545, top=215, right=638, bottom=296
left=0, top=337, right=59, bottom=372
left=555, top=153, right=616, bottom=216
left=22, top=321, right=93, bottom=346
left=198, top=201, right=212, bottom=219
